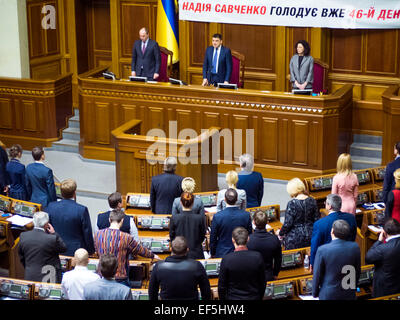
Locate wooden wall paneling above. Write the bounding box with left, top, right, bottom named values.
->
left=87, top=0, right=112, bottom=70
left=0, top=99, right=13, bottom=129
left=176, top=109, right=192, bottom=133
left=148, top=106, right=164, bottom=133
left=27, top=0, right=62, bottom=79
left=27, top=1, right=46, bottom=59
left=365, top=30, right=398, bottom=76
left=231, top=114, right=249, bottom=161
left=290, top=119, right=309, bottom=166
left=308, top=120, right=320, bottom=167
left=331, top=29, right=363, bottom=73
left=261, top=117, right=279, bottom=163
left=95, top=102, right=111, bottom=144
left=121, top=104, right=137, bottom=124
left=22, top=100, right=38, bottom=132
left=279, top=118, right=289, bottom=164
left=45, top=1, right=60, bottom=55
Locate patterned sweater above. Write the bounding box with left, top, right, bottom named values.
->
left=94, top=228, right=154, bottom=279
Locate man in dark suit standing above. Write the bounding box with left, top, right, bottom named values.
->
left=312, top=219, right=361, bottom=300
left=131, top=27, right=161, bottom=81
left=310, top=194, right=357, bottom=269
left=25, top=146, right=57, bottom=207
left=46, top=179, right=95, bottom=256
left=150, top=157, right=183, bottom=214
left=366, top=218, right=400, bottom=297
left=148, top=236, right=211, bottom=300
left=202, top=33, right=232, bottom=86
left=218, top=227, right=266, bottom=300
left=210, top=188, right=252, bottom=258
left=247, top=210, right=282, bottom=281
left=383, top=142, right=400, bottom=203
left=18, top=211, right=67, bottom=283
left=96, top=192, right=139, bottom=242
left=0, top=141, right=9, bottom=196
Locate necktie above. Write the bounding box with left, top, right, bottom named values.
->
left=142, top=42, right=146, bottom=54
left=212, top=48, right=218, bottom=74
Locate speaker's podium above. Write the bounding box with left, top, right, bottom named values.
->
left=112, top=119, right=220, bottom=195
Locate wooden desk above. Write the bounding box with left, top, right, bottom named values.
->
left=0, top=74, right=73, bottom=149
left=277, top=267, right=312, bottom=280
left=79, top=67, right=353, bottom=179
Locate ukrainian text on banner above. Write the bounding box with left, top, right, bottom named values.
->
left=179, top=0, right=400, bottom=29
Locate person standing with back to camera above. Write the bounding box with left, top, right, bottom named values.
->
left=331, top=153, right=359, bottom=215
left=289, top=40, right=314, bottom=92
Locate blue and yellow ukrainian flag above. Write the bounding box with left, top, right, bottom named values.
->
left=156, top=0, right=179, bottom=64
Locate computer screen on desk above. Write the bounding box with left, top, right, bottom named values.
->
left=292, top=89, right=312, bottom=95
left=129, top=76, right=147, bottom=82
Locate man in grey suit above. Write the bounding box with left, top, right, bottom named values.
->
left=18, top=211, right=67, bottom=283
left=131, top=27, right=161, bottom=81
left=312, top=219, right=361, bottom=300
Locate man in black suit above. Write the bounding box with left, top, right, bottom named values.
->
left=18, top=211, right=67, bottom=283
left=148, top=236, right=211, bottom=300
left=150, top=157, right=183, bottom=214
left=312, top=219, right=361, bottom=300
left=0, top=142, right=9, bottom=195
left=131, top=27, right=161, bottom=81
left=247, top=210, right=282, bottom=281
left=96, top=192, right=139, bottom=242
left=202, top=33, right=232, bottom=86
left=218, top=227, right=266, bottom=300
left=46, top=179, right=95, bottom=256
left=366, top=218, right=400, bottom=297
left=383, top=141, right=400, bottom=203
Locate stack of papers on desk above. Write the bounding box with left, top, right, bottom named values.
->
left=368, top=225, right=383, bottom=233
left=205, top=206, right=217, bottom=214
left=6, top=215, right=33, bottom=227
left=299, top=295, right=319, bottom=300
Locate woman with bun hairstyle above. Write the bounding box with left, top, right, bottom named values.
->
left=169, top=192, right=207, bottom=259
left=6, top=144, right=29, bottom=200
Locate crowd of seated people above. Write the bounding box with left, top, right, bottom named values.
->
left=1, top=141, right=400, bottom=300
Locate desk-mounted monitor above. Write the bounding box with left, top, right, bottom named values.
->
left=169, top=78, right=187, bottom=86
left=217, top=83, right=237, bottom=90
left=129, top=76, right=147, bottom=83
left=102, top=72, right=115, bottom=80
left=292, top=89, right=312, bottom=95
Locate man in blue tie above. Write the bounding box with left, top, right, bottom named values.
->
left=202, top=34, right=232, bottom=86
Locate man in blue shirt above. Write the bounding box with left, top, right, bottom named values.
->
left=84, top=253, right=132, bottom=300
left=310, top=194, right=357, bottom=269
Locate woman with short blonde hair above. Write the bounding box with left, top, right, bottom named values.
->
left=385, top=168, right=400, bottom=223
left=171, top=177, right=205, bottom=215
left=332, top=153, right=359, bottom=214
left=286, top=178, right=307, bottom=198
left=277, top=177, right=320, bottom=250
left=216, top=170, right=247, bottom=212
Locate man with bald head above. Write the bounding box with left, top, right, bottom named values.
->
left=131, top=27, right=161, bottom=81
left=61, top=248, right=100, bottom=300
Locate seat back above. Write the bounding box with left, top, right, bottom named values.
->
left=158, top=46, right=173, bottom=82
left=230, top=50, right=245, bottom=88
left=0, top=220, right=14, bottom=253
left=312, top=58, right=329, bottom=94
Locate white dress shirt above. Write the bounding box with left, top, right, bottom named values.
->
left=61, top=265, right=100, bottom=300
